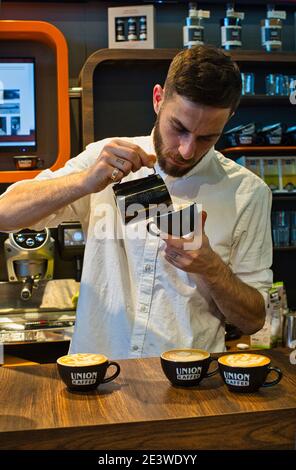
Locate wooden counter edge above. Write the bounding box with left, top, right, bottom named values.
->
left=1, top=408, right=295, bottom=450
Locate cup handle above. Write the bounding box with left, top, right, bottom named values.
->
left=103, top=361, right=121, bottom=383
left=205, top=358, right=219, bottom=378
left=147, top=221, right=160, bottom=237
left=262, top=366, right=283, bottom=387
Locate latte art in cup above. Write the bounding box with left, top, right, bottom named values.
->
left=57, top=353, right=107, bottom=367
left=160, top=348, right=218, bottom=387
left=57, top=353, right=121, bottom=391
left=218, top=352, right=282, bottom=393
left=162, top=349, right=209, bottom=362
left=218, top=353, right=270, bottom=368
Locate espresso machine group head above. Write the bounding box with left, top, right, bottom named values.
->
left=4, top=228, right=54, bottom=300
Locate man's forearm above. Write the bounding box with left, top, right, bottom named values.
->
left=0, top=171, right=88, bottom=232
left=202, top=251, right=266, bottom=335
left=0, top=140, right=157, bottom=233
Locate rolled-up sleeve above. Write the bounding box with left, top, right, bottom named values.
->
left=229, top=183, right=273, bottom=306
left=0, top=140, right=109, bottom=232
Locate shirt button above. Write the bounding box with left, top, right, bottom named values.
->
left=132, top=345, right=139, bottom=351
left=144, top=264, right=153, bottom=272
left=140, top=305, right=148, bottom=312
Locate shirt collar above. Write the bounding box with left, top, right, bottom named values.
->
left=148, top=129, right=215, bottom=180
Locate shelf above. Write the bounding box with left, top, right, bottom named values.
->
left=229, top=50, right=296, bottom=64
left=79, top=48, right=296, bottom=147
left=240, top=95, right=291, bottom=106
left=79, top=48, right=296, bottom=148
left=272, top=193, right=296, bottom=201
left=222, top=146, right=296, bottom=157
left=273, top=246, right=296, bottom=251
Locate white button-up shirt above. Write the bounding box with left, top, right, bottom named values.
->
left=5, top=134, right=273, bottom=358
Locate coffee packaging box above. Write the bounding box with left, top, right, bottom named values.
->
left=269, top=287, right=282, bottom=347
left=273, top=281, right=288, bottom=316
left=250, top=282, right=288, bottom=349
left=250, top=311, right=272, bottom=349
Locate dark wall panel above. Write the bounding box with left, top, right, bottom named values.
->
left=93, top=59, right=170, bottom=140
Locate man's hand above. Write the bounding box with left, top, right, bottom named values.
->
left=163, top=211, right=218, bottom=276
left=82, top=139, right=156, bottom=194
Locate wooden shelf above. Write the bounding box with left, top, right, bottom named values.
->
left=222, top=146, right=296, bottom=157
left=79, top=48, right=296, bottom=148
left=273, top=195, right=296, bottom=201
left=229, top=50, right=296, bottom=64
left=273, top=246, right=296, bottom=251
left=240, top=95, right=291, bottom=106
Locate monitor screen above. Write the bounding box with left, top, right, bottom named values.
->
left=64, top=228, right=85, bottom=247
left=0, top=58, right=36, bottom=152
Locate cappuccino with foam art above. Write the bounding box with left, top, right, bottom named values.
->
left=162, top=349, right=209, bottom=362
left=160, top=348, right=218, bottom=387
left=57, top=353, right=120, bottom=392
left=218, top=353, right=282, bottom=393
left=57, top=353, right=107, bottom=367
left=218, top=353, right=270, bottom=368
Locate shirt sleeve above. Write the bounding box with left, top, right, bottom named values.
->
left=229, top=182, right=273, bottom=306
left=0, top=139, right=109, bottom=232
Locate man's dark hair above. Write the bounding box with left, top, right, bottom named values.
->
left=164, top=44, right=242, bottom=113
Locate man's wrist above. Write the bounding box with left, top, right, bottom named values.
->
left=74, top=170, right=95, bottom=198
left=202, top=249, right=232, bottom=288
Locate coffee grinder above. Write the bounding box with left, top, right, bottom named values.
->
left=4, top=228, right=55, bottom=300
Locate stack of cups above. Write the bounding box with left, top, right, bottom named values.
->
left=271, top=211, right=290, bottom=247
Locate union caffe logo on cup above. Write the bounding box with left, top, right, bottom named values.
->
left=218, top=353, right=282, bottom=393
left=223, top=371, right=250, bottom=387
left=70, top=371, right=98, bottom=386
left=166, top=350, right=205, bottom=381
left=176, top=365, right=202, bottom=381
left=57, top=353, right=121, bottom=392
left=160, top=349, right=218, bottom=387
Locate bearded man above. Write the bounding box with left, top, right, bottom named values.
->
left=0, top=45, right=272, bottom=358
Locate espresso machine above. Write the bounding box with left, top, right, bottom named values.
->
left=4, top=228, right=54, bottom=300
left=0, top=226, right=80, bottom=345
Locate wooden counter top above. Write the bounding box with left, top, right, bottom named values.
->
left=0, top=348, right=295, bottom=450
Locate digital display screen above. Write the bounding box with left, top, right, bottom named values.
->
left=0, top=58, right=36, bottom=151
left=64, top=228, right=85, bottom=247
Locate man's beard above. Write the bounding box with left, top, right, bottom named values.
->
left=153, top=112, right=199, bottom=177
